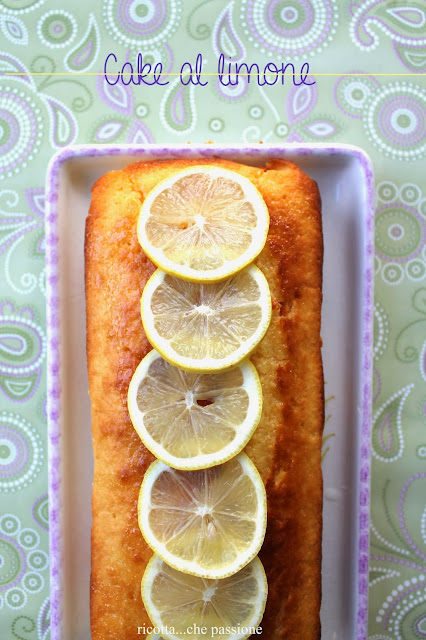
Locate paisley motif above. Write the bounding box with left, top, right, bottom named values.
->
left=372, top=474, right=426, bottom=638
left=96, top=73, right=134, bottom=116
left=350, top=0, right=426, bottom=48
left=372, top=385, right=413, bottom=462
left=285, top=79, right=340, bottom=141
left=394, top=42, right=426, bottom=72
left=0, top=189, right=42, bottom=257
left=0, top=187, right=45, bottom=296
left=240, top=0, right=338, bottom=60
left=42, top=96, right=78, bottom=147
left=160, top=78, right=196, bottom=134
left=213, top=3, right=245, bottom=60
left=386, top=5, right=425, bottom=27
left=64, top=13, right=100, bottom=72
left=212, top=3, right=248, bottom=102
left=0, top=53, right=34, bottom=88
left=370, top=474, right=426, bottom=637
left=0, top=81, right=43, bottom=180
left=349, top=0, right=426, bottom=71
left=95, top=57, right=156, bottom=142
left=0, top=303, right=46, bottom=401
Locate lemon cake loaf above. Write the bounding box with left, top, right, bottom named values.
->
left=85, top=157, right=324, bottom=639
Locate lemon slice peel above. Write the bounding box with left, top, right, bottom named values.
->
left=138, top=453, right=267, bottom=580
left=141, top=554, right=268, bottom=640
left=137, top=166, right=269, bottom=283
left=128, top=350, right=262, bottom=470
left=140, top=265, right=272, bottom=373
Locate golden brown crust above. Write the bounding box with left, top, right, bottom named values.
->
left=86, top=157, right=324, bottom=640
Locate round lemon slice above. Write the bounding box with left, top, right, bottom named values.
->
left=137, top=166, right=269, bottom=282
left=128, top=350, right=262, bottom=470
left=138, top=453, right=267, bottom=579
left=140, top=265, right=271, bottom=372
left=142, top=555, right=268, bottom=640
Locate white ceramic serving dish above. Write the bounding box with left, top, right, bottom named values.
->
left=45, top=143, right=374, bottom=640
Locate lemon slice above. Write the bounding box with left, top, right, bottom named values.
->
left=138, top=453, right=267, bottom=579
left=137, top=166, right=269, bottom=282
left=128, top=350, right=262, bottom=470
left=140, top=265, right=271, bottom=372
left=142, top=555, right=268, bottom=640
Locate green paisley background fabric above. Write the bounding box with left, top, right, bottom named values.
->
left=0, top=0, right=425, bottom=638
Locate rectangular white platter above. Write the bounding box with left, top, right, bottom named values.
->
left=45, top=143, right=374, bottom=640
